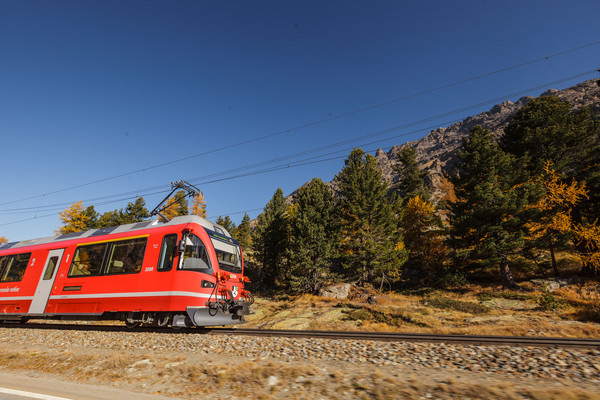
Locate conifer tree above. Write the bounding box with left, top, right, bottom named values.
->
left=394, top=147, right=430, bottom=201
left=234, top=213, right=252, bottom=251
left=58, top=201, right=91, bottom=234
left=94, top=198, right=150, bottom=228
left=450, top=126, right=537, bottom=289
left=287, top=178, right=339, bottom=294
left=335, top=148, right=406, bottom=287
left=251, top=188, right=290, bottom=291
left=524, top=162, right=588, bottom=276
left=122, top=197, right=150, bottom=224
left=189, top=192, right=207, bottom=218
left=215, top=215, right=236, bottom=234
left=502, top=96, right=600, bottom=274
left=402, top=195, right=448, bottom=278
left=159, top=190, right=189, bottom=222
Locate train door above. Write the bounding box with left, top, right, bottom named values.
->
left=28, top=249, right=64, bottom=314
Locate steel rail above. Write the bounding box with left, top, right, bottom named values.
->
left=2, top=322, right=599, bottom=349
left=208, top=328, right=600, bottom=349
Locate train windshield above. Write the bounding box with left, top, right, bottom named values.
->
left=211, top=239, right=242, bottom=274
left=181, top=234, right=211, bottom=271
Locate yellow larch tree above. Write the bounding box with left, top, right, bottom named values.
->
left=573, top=222, right=600, bottom=273
left=189, top=191, right=207, bottom=218
left=402, top=195, right=448, bottom=278
left=524, top=161, right=588, bottom=276
left=58, top=201, right=91, bottom=234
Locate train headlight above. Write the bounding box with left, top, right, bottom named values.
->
left=201, top=280, right=215, bottom=288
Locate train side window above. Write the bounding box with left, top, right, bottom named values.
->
left=158, top=234, right=178, bottom=272
left=43, top=256, right=59, bottom=280
left=105, top=238, right=147, bottom=275
left=69, top=243, right=107, bottom=277
left=0, top=256, right=8, bottom=280
left=0, top=253, right=31, bottom=282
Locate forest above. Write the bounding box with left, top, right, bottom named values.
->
left=25, top=95, right=600, bottom=296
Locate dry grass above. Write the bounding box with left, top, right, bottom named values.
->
left=245, top=281, right=600, bottom=337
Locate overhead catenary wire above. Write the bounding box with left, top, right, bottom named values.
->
left=1, top=41, right=598, bottom=209
left=0, top=70, right=598, bottom=229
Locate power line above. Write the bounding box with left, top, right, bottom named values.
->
left=0, top=69, right=598, bottom=220
left=1, top=42, right=598, bottom=208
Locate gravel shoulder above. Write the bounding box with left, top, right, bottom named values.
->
left=0, top=325, right=599, bottom=399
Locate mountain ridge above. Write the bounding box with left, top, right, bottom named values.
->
left=368, top=79, right=600, bottom=200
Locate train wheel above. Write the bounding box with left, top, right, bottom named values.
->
left=156, top=313, right=170, bottom=327
left=125, top=321, right=141, bottom=329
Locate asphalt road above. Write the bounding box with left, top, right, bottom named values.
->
left=0, top=372, right=172, bottom=400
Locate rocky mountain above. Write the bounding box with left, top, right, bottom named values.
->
left=369, top=79, right=600, bottom=200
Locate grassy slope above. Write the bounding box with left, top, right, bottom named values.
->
left=244, top=281, right=600, bottom=338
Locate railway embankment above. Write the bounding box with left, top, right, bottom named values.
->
left=0, top=323, right=599, bottom=399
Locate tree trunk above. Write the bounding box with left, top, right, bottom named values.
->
left=499, top=254, right=520, bottom=290
left=531, top=252, right=546, bottom=278
left=549, top=242, right=559, bottom=278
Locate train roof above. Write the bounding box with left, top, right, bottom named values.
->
left=0, top=215, right=231, bottom=251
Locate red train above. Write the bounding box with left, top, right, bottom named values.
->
left=0, top=215, right=252, bottom=328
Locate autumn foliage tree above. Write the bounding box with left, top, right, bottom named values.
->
left=402, top=195, right=448, bottom=279
left=525, top=162, right=588, bottom=276
left=189, top=192, right=207, bottom=218
left=58, top=201, right=91, bottom=234
left=159, top=190, right=189, bottom=222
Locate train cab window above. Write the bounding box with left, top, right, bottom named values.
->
left=69, top=243, right=107, bottom=277
left=43, top=256, right=59, bottom=280
left=180, top=234, right=211, bottom=271
left=0, top=253, right=31, bottom=282
left=158, top=234, right=177, bottom=272
left=105, top=238, right=147, bottom=275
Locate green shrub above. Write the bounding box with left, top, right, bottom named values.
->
left=537, top=291, right=568, bottom=311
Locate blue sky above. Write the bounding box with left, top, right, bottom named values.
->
left=1, top=0, right=599, bottom=241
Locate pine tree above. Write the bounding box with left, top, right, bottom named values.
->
left=215, top=215, right=236, bottom=234
left=502, top=96, right=600, bottom=274
left=450, top=126, right=537, bottom=289
left=287, top=178, right=339, bottom=294
left=234, top=213, right=252, bottom=251
left=251, top=188, right=290, bottom=291
left=122, top=197, right=150, bottom=224
left=335, top=148, right=407, bottom=288
left=502, top=96, right=598, bottom=179
left=394, top=147, right=430, bottom=201
left=96, top=209, right=123, bottom=228
left=58, top=201, right=91, bottom=234
left=189, top=192, right=207, bottom=218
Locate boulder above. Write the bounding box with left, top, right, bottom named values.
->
left=319, top=283, right=352, bottom=300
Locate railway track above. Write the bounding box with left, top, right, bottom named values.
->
left=3, top=322, right=599, bottom=349
left=210, top=328, right=600, bottom=349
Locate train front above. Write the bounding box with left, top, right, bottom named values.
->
left=173, top=223, right=253, bottom=328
